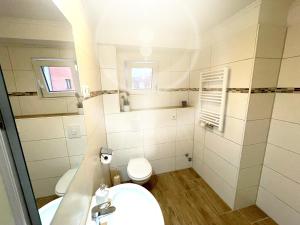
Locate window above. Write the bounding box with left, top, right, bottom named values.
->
left=126, top=61, right=157, bottom=92
left=33, top=59, right=79, bottom=97
left=131, top=67, right=153, bottom=90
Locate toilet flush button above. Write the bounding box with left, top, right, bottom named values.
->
left=67, top=125, right=81, bottom=138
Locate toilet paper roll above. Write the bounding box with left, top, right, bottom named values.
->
left=101, top=154, right=112, bottom=164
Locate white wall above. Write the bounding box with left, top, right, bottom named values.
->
left=0, top=17, right=73, bottom=42
left=105, top=108, right=195, bottom=181
left=0, top=173, right=15, bottom=225
left=15, top=115, right=86, bottom=198
left=117, top=47, right=192, bottom=110
left=256, top=1, right=300, bottom=224
left=0, top=44, right=78, bottom=117
left=192, top=1, right=260, bottom=209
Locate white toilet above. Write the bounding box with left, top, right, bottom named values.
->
left=127, top=158, right=152, bottom=185
left=55, top=168, right=78, bottom=196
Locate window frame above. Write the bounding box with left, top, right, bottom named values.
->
left=125, top=61, right=158, bottom=94
left=32, top=58, right=80, bottom=98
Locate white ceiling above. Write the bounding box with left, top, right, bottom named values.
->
left=0, top=0, right=66, bottom=21
left=85, top=0, right=256, bottom=33
left=0, top=0, right=257, bottom=47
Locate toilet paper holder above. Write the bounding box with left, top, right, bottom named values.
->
left=99, top=147, right=113, bottom=161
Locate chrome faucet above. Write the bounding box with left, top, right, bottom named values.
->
left=91, top=201, right=116, bottom=224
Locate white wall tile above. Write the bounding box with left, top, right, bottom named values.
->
left=3, top=70, right=16, bottom=93
left=175, top=140, right=193, bottom=156
left=98, top=45, right=117, bottom=69
left=111, top=148, right=143, bottom=167
left=176, top=125, right=194, bottom=141
left=188, top=91, right=198, bottom=107
left=260, top=166, right=300, bottom=213
left=201, top=163, right=236, bottom=208
left=144, top=142, right=175, bottom=160
left=226, top=93, right=248, bottom=120
left=170, top=51, right=191, bottom=71
left=175, top=156, right=192, bottom=170
left=205, top=131, right=242, bottom=167
left=176, top=108, right=194, bottom=125
left=268, top=120, right=300, bottom=154
left=189, top=70, right=200, bottom=88
left=105, top=112, right=141, bottom=133
left=255, top=25, right=286, bottom=58
left=107, top=131, right=142, bottom=150
left=257, top=187, right=300, bottom=225
left=27, top=157, right=70, bottom=180
left=247, top=93, right=275, bottom=120
left=204, top=149, right=238, bottom=187
left=211, top=26, right=257, bottom=66
left=113, top=166, right=130, bottom=182
left=14, top=70, right=37, bottom=92
left=22, top=138, right=68, bottom=161
left=244, top=119, right=270, bottom=145
left=66, top=136, right=87, bottom=156
left=62, top=115, right=86, bottom=137
left=169, top=71, right=189, bottom=88
left=283, top=25, right=300, bottom=58
left=8, top=47, right=59, bottom=70
left=144, top=127, right=176, bottom=145
left=19, top=96, right=68, bottom=115
left=194, top=123, right=205, bottom=143
left=16, top=117, right=65, bottom=141
left=221, top=117, right=245, bottom=145
left=193, top=140, right=204, bottom=160
left=69, top=155, right=84, bottom=168
left=31, top=177, right=60, bottom=198
left=141, top=109, right=176, bottom=129
left=273, top=94, right=300, bottom=123
left=192, top=157, right=203, bottom=175
left=169, top=91, right=188, bottom=107
left=235, top=186, right=258, bottom=209
left=100, top=69, right=118, bottom=90
left=240, top=143, right=266, bottom=168
left=0, top=46, right=12, bottom=70
left=190, top=48, right=211, bottom=70
left=264, top=144, right=300, bottom=183
left=252, top=58, right=281, bottom=88
left=9, top=96, right=22, bottom=116
left=278, top=57, right=300, bottom=87
left=150, top=157, right=175, bottom=174
left=227, top=59, right=254, bottom=88
left=237, top=166, right=262, bottom=189
left=103, top=94, right=120, bottom=114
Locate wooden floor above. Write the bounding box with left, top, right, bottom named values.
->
left=36, top=195, right=59, bottom=209
left=144, top=169, right=278, bottom=225
left=36, top=168, right=278, bottom=225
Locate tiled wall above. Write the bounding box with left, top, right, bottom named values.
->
left=105, top=107, right=195, bottom=181
left=192, top=0, right=292, bottom=210
left=0, top=44, right=78, bottom=116
left=192, top=2, right=260, bottom=209
left=117, top=47, right=192, bottom=109
left=99, top=45, right=194, bottom=113
left=256, top=1, right=300, bottom=224
left=16, top=115, right=86, bottom=198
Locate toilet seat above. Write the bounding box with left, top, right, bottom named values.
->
left=55, top=168, right=78, bottom=196
left=127, top=158, right=152, bottom=181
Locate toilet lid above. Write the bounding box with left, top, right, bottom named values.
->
left=127, top=158, right=152, bottom=180
left=55, top=168, right=78, bottom=195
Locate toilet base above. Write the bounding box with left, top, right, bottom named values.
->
left=130, top=176, right=151, bottom=185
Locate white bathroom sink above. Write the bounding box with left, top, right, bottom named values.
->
left=86, top=183, right=164, bottom=225
left=39, top=197, right=63, bottom=225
